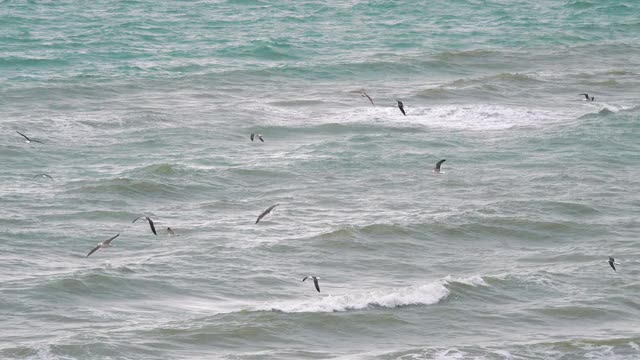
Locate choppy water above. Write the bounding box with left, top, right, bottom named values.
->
left=2, top=1, right=640, bottom=359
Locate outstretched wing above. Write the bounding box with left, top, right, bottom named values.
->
left=397, top=101, right=406, bottom=116
left=313, top=278, right=320, bottom=292
left=250, top=133, right=255, bottom=141
left=16, top=131, right=29, bottom=141
left=258, top=135, right=264, bottom=143
left=435, top=159, right=446, bottom=171
left=147, top=218, right=157, bottom=235
left=87, top=244, right=101, bottom=257
left=302, top=276, right=309, bottom=282
left=256, top=204, right=279, bottom=224
left=103, top=233, right=120, bottom=246
left=362, top=92, right=374, bottom=106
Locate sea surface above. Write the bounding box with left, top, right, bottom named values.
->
left=1, top=1, right=640, bottom=359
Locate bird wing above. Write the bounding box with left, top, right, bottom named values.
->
left=302, top=276, right=309, bottom=282
left=258, top=135, right=264, bottom=143
left=397, top=102, right=406, bottom=116
left=313, top=278, right=320, bottom=292
left=167, top=228, right=176, bottom=235
left=256, top=210, right=268, bottom=224
left=147, top=217, right=157, bottom=235
left=87, top=244, right=101, bottom=257
left=33, top=174, right=53, bottom=180
left=362, top=92, right=374, bottom=106
left=103, top=233, right=120, bottom=246
left=31, top=139, right=44, bottom=144
left=16, top=131, right=29, bottom=141
left=435, top=159, right=446, bottom=170
left=132, top=217, right=142, bottom=223
left=256, top=204, right=279, bottom=224
left=579, top=93, right=589, bottom=100
left=610, top=262, right=616, bottom=271
left=250, top=133, right=255, bottom=141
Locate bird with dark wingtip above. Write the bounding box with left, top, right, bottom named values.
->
left=132, top=216, right=157, bottom=235
left=255, top=204, right=279, bottom=224
left=608, top=256, right=620, bottom=272
left=302, top=276, right=321, bottom=293
left=397, top=100, right=406, bottom=116
left=16, top=131, right=43, bottom=144
left=86, top=233, right=120, bottom=257
left=433, top=159, right=446, bottom=173
left=33, top=174, right=54, bottom=181
left=579, top=93, right=595, bottom=101
left=361, top=90, right=374, bottom=106
left=250, top=133, right=264, bottom=142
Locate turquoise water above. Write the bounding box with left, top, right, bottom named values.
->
left=1, top=1, right=640, bottom=359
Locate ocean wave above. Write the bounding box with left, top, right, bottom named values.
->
left=67, top=178, right=181, bottom=198
left=253, top=101, right=561, bottom=131
left=359, top=337, right=640, bottom=360
left=256, top=276, right=487, bottom=313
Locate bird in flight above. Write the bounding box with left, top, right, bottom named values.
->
left=397, top=100, right=406, bottom=116
left=302, top=276, right=321, bottom=293
left=608, top=256, right=620, bottom=272
left=167, top=227, right=177, bottom=236
left=16, top=131, right=43, bottom=144
left=360, top=90, right=375, bottom=106
left=132, top=216, right=157, bottom=235
left=33, top=174, right=54, bottom=181
left=250, top=133, right=264, bottom=142
left=579, top=93, right=595, bottom=101
left=86, top=233, right=120, bottom=257
left=255, top=204, right=279, bottom=224
left=434, top=159, right=446, bottom=173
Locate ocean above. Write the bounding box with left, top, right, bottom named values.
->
left=1, top=0, right=640, bottom=359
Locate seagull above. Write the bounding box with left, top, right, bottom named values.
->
left=33, top=174, right=54, bottom=181
left=434, top=159, right=446, bottom=173
left=167, top=227, right=176, bottom=236
left=132, top=216, right=157, bottom=235
left=16, top=131, right=43, bottom=144
left=250, top=133, right=264, bottom=142
left=360, top=90, right=375, bottom=106
left=86, top=233, right=120, bottom=257
left=302, top=276, right=321, bottom=293
left=608, top=256, right=620, bottom=272
left=255, top=204, right=279, bottom=224
left=579, top=93, right=595, bottom=101
left=397, top=100, right=406, bottom=116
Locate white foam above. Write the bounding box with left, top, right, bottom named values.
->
left=255, top=102, right=565, bottom=131
left=257, top=276, right=486, bottom=313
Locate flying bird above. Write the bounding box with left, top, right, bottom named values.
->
left=132, top=216, right=157, bottom=235
left=302, top=276, right=321, bottom=293
left=434, top=159, right=446, bottom=173
left=250, top=133, right=264, bottom=142
left=86, top=233, right=120, bottom=257
left=33, top=174, right=54, bottom=181
left=397, top=100, right=406, bottom=116
left=360, top=90, right=375, bottom=106
left=608, top=256, right=620, bottom=272
left=255, top=204, right=279, bottom=224
left=167, top=227, right=176, bottom=236
left=579, top=93, right=595, bottom=101
left=16, top=131, right=43, bottom=144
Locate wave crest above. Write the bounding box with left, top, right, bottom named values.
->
left=258, top=276, right=486, bottom=313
